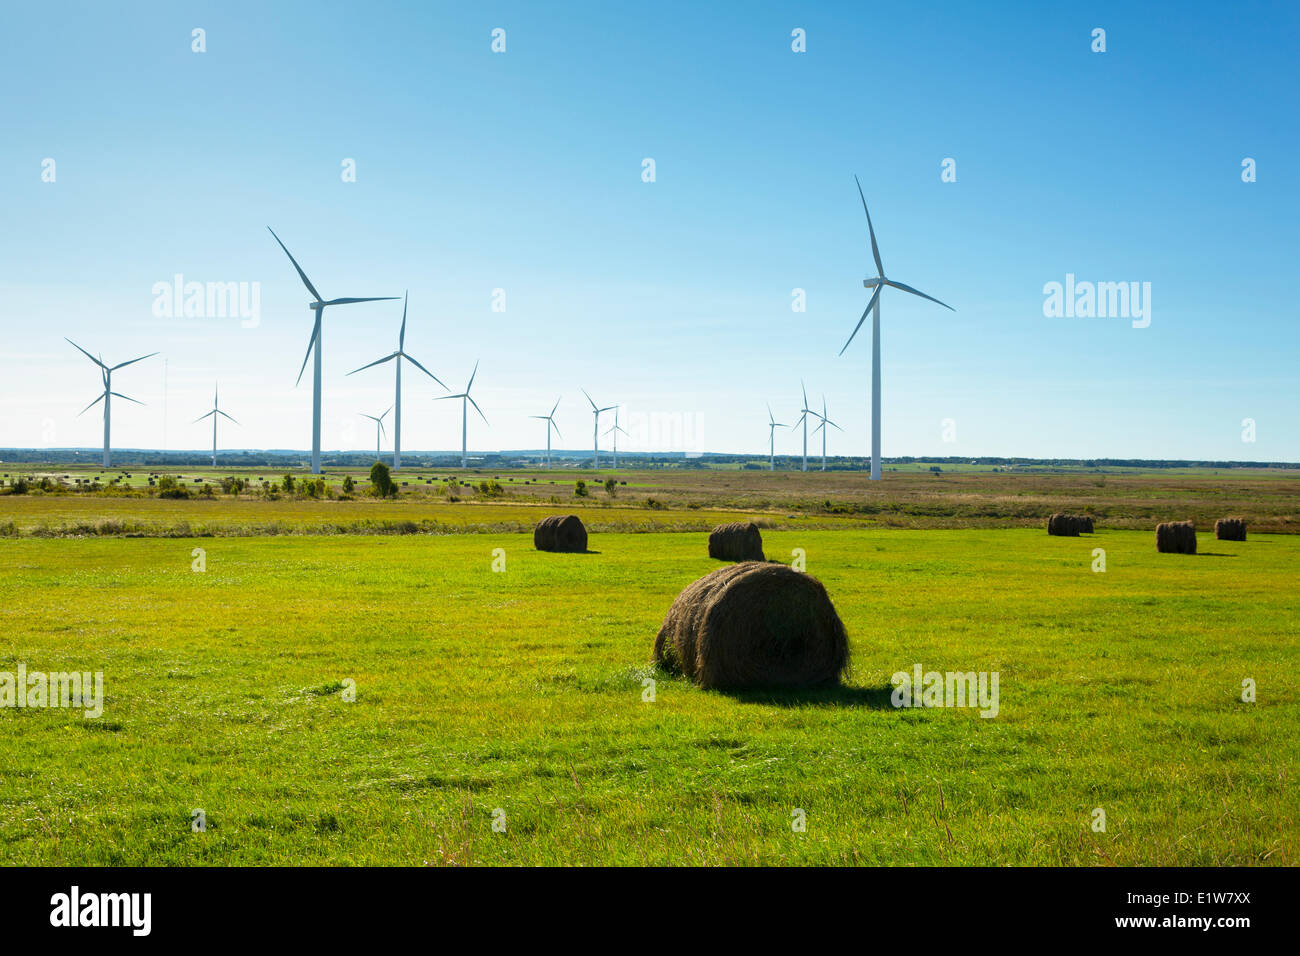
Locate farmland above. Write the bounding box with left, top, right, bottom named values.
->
left=0, top=465, right=1297, bottom=865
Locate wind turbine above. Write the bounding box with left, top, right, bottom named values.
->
left=841, top=177, right=954, bottom=480
left=267, top=227, right=398, bottom=475
left=67, top=339, right=158, bottom=468
left=604, top=407, right=628, bottom=469
left=347, top=292, right=446, bottom=470
left=765, top=404, right=787, bottom=471
left=435, top=362, right=487, bottom=467
left=192, top=383, right=239, bottom=468
left=358, top=405, right=392, bottom=463
left=810, top=396, right=843, bottom=472
left=581, top=389, right=616, bottom=469
left=530, top=397, right=562, bottom=469
left=791, top=381, right=813, bottom=472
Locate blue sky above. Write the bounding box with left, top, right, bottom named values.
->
left=2, top=0, right=1296, bottom=461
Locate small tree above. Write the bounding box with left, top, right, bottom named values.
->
left=281, top=473, right=295, bottom=494
left=342, top=475, right=355, bottom=495
left=603, top=477, right=618, bottom=497
left=574, top=479, right=588, bottom=498
left=369, top=461, right=396, bottom=498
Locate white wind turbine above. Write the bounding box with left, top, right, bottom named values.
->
left=267, top=227, right=398, bottom=475
left=841, top=177, right=954, bottom=480
left=435, top=362, right=487, bottom=468
left=67, top=339, right=158, bottom=468
left=581, top=389, right=616, bottom=469
left=359, top=405, right=393, bottom=461
left=765, top=404, right=787, bottom=471
left=604, top=407, right=628, bottom=469
left=192, top=383, right=239, bottom=468
left=347, top=292, right=446, bottom=470
left=530, top=397, right=562, bottom=469
left=810, top=396, right=843, bottom=472
left=791, top=381, right=814, bottom=472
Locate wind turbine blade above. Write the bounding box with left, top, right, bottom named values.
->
left=347, top=352, right=399, bottom=375
left=767, top=403, right=775, bottom=425
left=550, top=420, right=562, bottom=439
left=529, top=415, right=549, bottom=420
left=323, top=297, right=399, bottom=306
left=434, top=393, right=466, bottom=402
left=828, top=418, right=844, bottom=431
left=801, top=380, right=808, bottom=409
left=854, top=175, right=884, bottom=276
left=295, top=315, right=321, bottom=386
left=382, top=404, right=394, bottom=420
left=399, top=291, right=408, bottom=349
left=267, top=227, right=323, bottom=301
left=400, top=352, right=447, bottom=389
left=109, top=391, right=144, bottom=405
left=217, top=410, right=239, bottom=424
left=468, top=395, right=488, bottom=424
left=193, top=410, right=216, bottom=423
left=78, top=393, right=106, bottom=416
left=839, top=284, right=883, bottom=356
left=550, top=397, right=561, bottom=418
left=110, top=352, right=159, bottom=371
left=466, top=360, right=479, bottom=393
left=886, top=279, right=955, bottom=311
left=581, top=388, right=597, bottom=411
left=599, top=405, right=617, bottom=413
left=66, top=338, right=107, bottom=369
left=379, top=421, right=387, bottom=441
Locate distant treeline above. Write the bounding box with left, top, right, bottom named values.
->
left=0, top=449, right=1295, bottom=470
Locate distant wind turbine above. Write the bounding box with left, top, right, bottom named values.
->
left=841, top=178, right=954, bottom=480
left=192, top=383, right=239, bottom=467
left=359, top=405, right=393, bottom=461
left=765, top=404, right=787, bottom=471
left=67, top=339, right=158, bottom=468
left=530, top=397, right=562, bottom=469
left=791, top=381, right=814, bottom=472
left=604, top=407, right=628, bottom=469
left=810, top=396, right=843, bottom=472
left=347, top=292, right=446, bottom=470
left=581, top=389, right=616, bottom=469
left=267, top=227, right=398, bottom=475
left=435, top=362, right=487, bottom=467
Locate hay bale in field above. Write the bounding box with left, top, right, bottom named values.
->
left=1048, top=513, right=1093, bottom=535
left=1156, top=520, right=1197, bottom=554
left=533, top=514, right=588, bottom=553
left=653, top=562, right=849, bottom=690
left=707, top=521, right=765, bottom=561
left=1215, top=518, right=1247, bottom=541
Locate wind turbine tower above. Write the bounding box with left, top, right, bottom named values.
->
left=67, top=339, right=158, bottom=468
left=435, top=362, right=487, bottom=467
left=267, top=227, right=398, bottom=474
left=840, top=178, right=954, bottom=480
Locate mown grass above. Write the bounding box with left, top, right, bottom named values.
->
left=1, top=528, right=1295, bottom=865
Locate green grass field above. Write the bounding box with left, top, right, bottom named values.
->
left=2, top=526, right=1295, bottom=865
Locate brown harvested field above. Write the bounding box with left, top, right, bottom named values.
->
left=1, top=463, right=1296, bottom=536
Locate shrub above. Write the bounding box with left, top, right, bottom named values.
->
left=369, top=462, right=396, bottom=498
left=342, top=475, right=355, bottom=494
left=604, top=477, right=618, bottom=497
left=281, top=474, right=295, bottom=494
left=574, top=480, right=588, bottom=498
left=157, top=476, right=191, bottom=499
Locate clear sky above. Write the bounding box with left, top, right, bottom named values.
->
left=2, top=0, right=1296, bottom=461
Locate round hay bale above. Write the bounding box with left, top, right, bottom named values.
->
left=533, top=514, right=587, bottom=553
left=653, top=562, right=849, bottom=690
left=1047, top=512, right=1077, bottom=536
left=1215, top=518, right=1247, bottom=541
left=707, top=521, right=765, bottom=561
left=1156, top=520, right=1197, bottom=554
left=1075, top=515, right=1094, bottom=534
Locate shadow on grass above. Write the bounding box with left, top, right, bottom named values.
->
left=716, top=682, right=897, bottom=709
left=1197, top=552, right=1237, bottom=557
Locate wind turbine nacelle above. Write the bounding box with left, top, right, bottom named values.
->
left=863, top=278, right=881, bottom=288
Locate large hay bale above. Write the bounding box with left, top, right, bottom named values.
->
left=533, top=514, right=587, bottom=553
left=1215, top=518, right=1247, bottom=541
left=1156, top=520, right=1197, bottom=554
left=1048, top=513, right=1093, bottom=535
left=653, top=562, right=849, bottom=690
left=707, top=521, right=765, bottom=561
